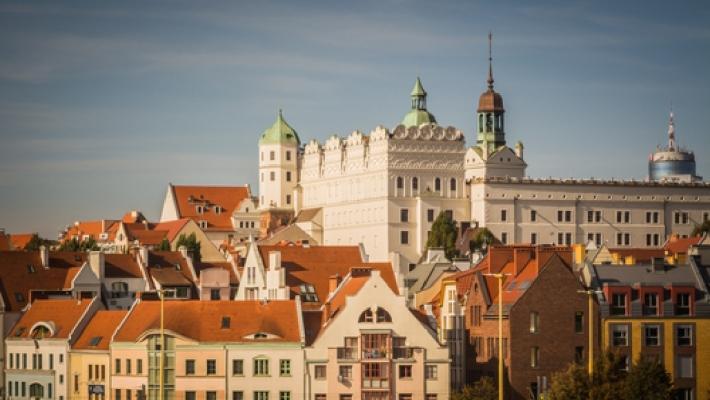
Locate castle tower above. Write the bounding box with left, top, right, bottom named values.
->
left=648, top=111, right=701, bottom=182
left=401, top=77, right=437, bottom=127
left=258, top=110, right=300, bottom=209
left=476, top=33, right=506, bottom=155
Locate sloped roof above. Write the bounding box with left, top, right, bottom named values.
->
left=144, top=251, right=194, bottom=289
left=405, top=262, right=459, bottom=294
left=608, top=248, right=665, bottom=263
left=171, top=185, right=250, bottom=231
left=259, top=224, right=316, bottom=246
left=0, top=231, right=11, bottom=251
left=125, top=226, right=168, bottom=245
left=104, top=254, right=143, bottom=279
left=259, top=110, right=300, bottom=146
left=151, top=219, right=192, bottom=242
left=60, top=220, right=119, bottom=242
left=9, top=233, right=34, bottom=250
left=195, top=261, right=239, bottom=285
left=114, top=300, right=301, bottom=343
left=9, top=298, right=93, bottom=339
left=293, top=208, right=321, bottom=223
left=0, top=251, right=85, bottom=311
left=73, top=310, right=127, bottom=350
left=665, top=235, right=703, bottom=254
left=258, top=245, right=398, bottom=309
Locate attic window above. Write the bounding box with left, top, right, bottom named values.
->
left=199, top=220, right=208, bottom=229
left=221, top=317, right=231, bottom=329
left=31, top=325, right=51, bottom=339
left=299, top=284, right=318, bottom=302
left=196, top=205, right=204, bottom=214
left=89, top=336, right=103, bottom=347
left=27, top=264, right=36, bottom=273
left=14, top=292, right=25, bottom=303
left=376, top=308, right=392, bottom=323
left=359, top=309, right=374, bottom=323
left=254, top=332, right=267, bottom=339
left=215, top=207, right=222, bottom=215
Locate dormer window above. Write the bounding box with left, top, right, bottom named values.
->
left=31, top=325, right=51, bottom=339
left=215, top=206, right=222, bottom=215
left=643, top=292, right=659, bottom=316
left=196, top=205, right=204, bottom=214
left=199, top=220, right=208, bottom=229
left=359, top=309, right=374, bottom=323
left=300, top=284, right=318, bottom=302
left=610, top=293, right=627, bottom=316
left=376, top=308, right=392, bottom=323
left=221, top=317, right=231, bottom=329
left=675, top=292, right=691, bottom=316
left=254, top=333, right=267, bottom=339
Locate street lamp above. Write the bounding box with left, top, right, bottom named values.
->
left=577, top=289, right=602, bottom=377
left=156, top=289, right=175, bottom=400
left=483, top=273, right=510, bottom=400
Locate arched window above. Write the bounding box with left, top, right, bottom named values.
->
left=396, top=177, right=404, bottom=190
left=359, top=309, right=374, bottom=323
left=479, top=114, right=483, bottom=132
left=450, top=178, right=457, bottom=191
left=376, top=307, right=392, bottom=323
left=412, top=177, right=419, bottom=191
left=434, top=178, right=441, bottom=192
left=29, top=383, right=44, bottom=398
left=31, top=325, right=51, bottom=339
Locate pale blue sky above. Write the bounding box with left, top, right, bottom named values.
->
left=1, top=0, right=709, bottom=238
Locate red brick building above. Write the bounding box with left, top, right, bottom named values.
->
left=460, top=245, right=596, bottom=399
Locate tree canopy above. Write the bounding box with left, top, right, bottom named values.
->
left=451, top=376, right=497, bottom=400
left=23, top=234, right=53, bottom=251
left=691, top=220, right=710, bottom=237
left=426, top=211, right=458, bottom=259
left=175, top=232, right=201, bottom=262
left=58, top=237, right=99, bottom=252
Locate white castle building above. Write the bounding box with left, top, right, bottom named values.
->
left=258, top=42, right=710, bottom=268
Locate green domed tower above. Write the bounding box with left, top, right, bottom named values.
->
left=401, top=77, right=437, bottom=127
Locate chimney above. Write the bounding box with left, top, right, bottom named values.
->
left=329, top=274, right=341, bottom=296
left=89, top=250, right=105, bottom=281
left=269, top=251, right=281, bottom=270
left=651, top=257, right=666, bottom=273
left=39, top=245, right=49, bottom=268
left=139, top=245, right=149, bottom=265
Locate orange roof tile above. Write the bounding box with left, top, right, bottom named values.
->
left=10, top=233, right=35, bottom=250
left=608, top=248, right=665, bottom=263
left=0, top=231, right=11, bottom=251
left=73, top=310, right=128, bottom=350
left=104, top=254, right=143, bottom=279
left=60, top=220, right=119, bottom=242
left=151, top=219, right=192, bottom=242
left=664, top=235, right=703, bottom=254
left=0, top=251, right=86, bottom=311
left=171, top=185, right=250, bottom=231
left=9, top=298, right=94, bottom=339
left=258, top=245, right=398, bottom=307
left=122, top=211, right=147, bottom=224
left=145, top=251, right=195, bottom=289
left=114, top=300, right=301, bottom=343
left=126, top=228, right=168, bottom=245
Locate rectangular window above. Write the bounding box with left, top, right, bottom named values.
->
left=115, top=358, right=121, bottom=374
left=136, top=359, right=142, bottom=374
left=530, top=210, right=536, bottom=222
left=611, top=324, right=629, bottom=346
left=565, top=210, right=572, bottom=222
left=643, top=293, right=658, bottom=316
left=575, top=311, right=584, bottom=334
left=254, top=359, right=269, bottom=376
left=676, top=325, right=693, bottom=347
left=232, top=359, right=243, bottom=375
left=286, top=151, right=291, bottom=161
left=232, top=392, right=244, bottom=400
left=206, top=392, right=217, bottom=400
left=185, top=359, right=195, bottom=375
left=611, top=293, right=627, bottom=315
left=270, top=171, right=275, bottom=181
left=286, top=171, right=291, bottom=182
left=101, top=365, right=105, bottom=380
left=89, top=364, right=93, bottom=380
left=427, top=209, right=435, bottom=222
left=501, top=232, right=508, bottom=244
left=339, top=365, right=352, bottom=379
left=558, top=210, right=563, bottom=222
left=279, top=392, right=291, bottom=400
left=399, top=365, right=412, bottom=378
left=186, top=392, right=196, bottom=400
left=566, top=233, right=572, bottom=245
left=255, top=392, right=269, bottom=400
left=115, top=389, right=121, bottom=400
left=279, top=359, right=291, bottom=376
left=425, top=365, right=438, bottom=379
left=530, top=311, right=539, bottom=333
left=314, top=365, right=327, bottom=379
left=286, top=194, right=291, bottom=205
left=206, top=359, right=216, bottom=375
left=676, top=355, right=694, bottom=378
left=575, top=346, right=584, bottom=364
left=399, top=395, right=413, bottom=400
left=644, top=325, right=661, bottom=347
left=126, top=359, right=131, bottom=374
left=530, top=233, right=537, bottom=245
left=270, top=151, right=275, bottom=161
left=400, top=209, right=409, bottom=222
left=676, top=293, right=691, bottom=316
left=400, top=230, right=409, bottom=245
left=530, top=346, right=539, bottom=368
left=501, top=209, right=507, bottom=222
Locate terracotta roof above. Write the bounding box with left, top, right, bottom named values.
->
left=114, top=300, right=301, bottom=343
left=257, top=245, right=398, bottom=308
left=0, top=232, right=11, bottom=251
left=104, top=254, right=143, bottom=279
left=60, top=220, right=119, bottom=243
left=477, top=89, right=504, bottom=112
left=122, top=211, right=147, bottom=224
left=9, top=298, right=94, bottom=339
left=664, top=235, right=703, bottom=254
left=608, top=248, right=665, bottom=263
left=10, top=233, right=35, bottom=250
left=145, top=251, right=194, bottom=289
left=151, top=219, right=192, bottom=242
left=126, top=227, right=167, bottom=245
left=171, top=185, right=250, bottom=231
left=451, top=268, right=476, bottom=297
left=73, top=310, right=127, bottom=350
left=0, top=251, right=86, bottom=311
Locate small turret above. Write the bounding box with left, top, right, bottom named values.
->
left=401, top=77, right=437, bottom=127
left=258, top=110, right=300, bottom=209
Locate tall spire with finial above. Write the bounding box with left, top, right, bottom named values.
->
left=667, top=110, right=676, bottom=151
left=487, top=32, right=494, bottom=90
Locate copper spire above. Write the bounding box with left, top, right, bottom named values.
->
left=487, top=32, right=494, bottom=90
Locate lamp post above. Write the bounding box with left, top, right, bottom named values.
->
left=157, top=289, right=175, bottom=400
left=577, top=289, right=601, bottom=377
left=484, top=273, right=510, bottom=400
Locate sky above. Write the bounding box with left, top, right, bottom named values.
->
left=1, top=0, right=709, bottom=238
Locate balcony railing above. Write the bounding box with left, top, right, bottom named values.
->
left=337, top=347, right=357, bottom=360
left=362, top=349, right=388, bottom=359
left=362, top=378, right=389, bottom=389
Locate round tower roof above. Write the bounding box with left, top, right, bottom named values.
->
left=477, top=89, right=504, bottom=112
left=259, top=110, right=300, bottom=146
left=401, top=109, right=437, bottom=127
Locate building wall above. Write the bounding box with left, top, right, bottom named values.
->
left=69, top=351, right=111, bottom=400
left=259, top=142, right=299, bottom=210
left=169, top=220, right=225, bottom=263
left=5, top=341, right=70, bottom=400
left=225, top=344, right=304, bottom=400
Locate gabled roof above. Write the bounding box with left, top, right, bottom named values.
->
left=170, top=185, right=250, bottom=231
left=145, top=251, right=194, bottom=288
left=0, top=251, right=86, bottom=311
left=124, top=225, right=168, bottom=245
left=664, top=235, right=704, bottom=254
left=9, top=233, right=34, bottom=250
left=73, top=310, right=128, bottom=350
left=151, top=219, right=192, bottom=242
left=60, top=220, right=119, bottom=242
left=114, top=300, right=301, bottom=343
left=104, top=254, right=143, bottom=279
left=405, top=262, right=459, bottom=294
left=9, top=298, right=94, bottom=339
left=257, top=244, right=398, bottom=309
left=259, top=224, right=316, bottom=246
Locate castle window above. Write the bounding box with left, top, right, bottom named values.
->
left=400, top=231, right=409, bottom=245
left=286, top=151, right=291, bottom=161
left=434, top=178, right=441, bottom=192
left=270, top=171, right=275, bottom=181
left=270, top=151, right=275, bottom=161
left=450, top=178, right=456, bottom=191
left=286, top=195, right=291, bottom=205
left=501, top=209, right=507, bottom=222
left=396, top=177, right=403, bottom=189
left=412, top=177, right=418, bottom=191
left=400, top=209, right=409, bottom=223
left=530, top=210, right=536, bottom=222
left=286, top=171, right=291, bottom=182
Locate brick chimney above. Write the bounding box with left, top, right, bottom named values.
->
left=89, top=251, right=105, bottom=281
left=513, top=247, right=533, bottom=277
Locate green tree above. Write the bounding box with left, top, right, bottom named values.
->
left=624, top=358, right=672, bottom=400
left=590, top=350, right=628, bottom=400
left=58, top=237, right=99, bottom=252
left=547, top=364, right=591, bottom=400
left=691, top=220, right=710, bottom=237
left=23, top=234, right=52, bottom=251
left=451, top=376, right=497, bottom=400
left=469, top=227, right=495, bottom=254
left=158, top=238, right=171, bottom=251
left=426, top=211, right=458, bottom=259
left=175, top=232, right=201, bottom=262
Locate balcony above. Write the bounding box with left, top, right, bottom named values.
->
left=362, top=349, right=388, bottom=360
left=362, top=378, right=389, bottom=389
left=337, top=347, right=357, bottom=360
left=392, top=347, right=414, bottom=359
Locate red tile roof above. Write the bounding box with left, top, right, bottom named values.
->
left=0, top=232, right=11, bottom=251
left=9, top=298, right=94, bottom=339
left=257, top=245, right=398, bottom=308
left=73, top=310, right=128, bottom=350
left=171, top=185, right=251, bottom=231
left=10, top=233, right=35, bottom=250
left=664, top=235, right=703, bottom=254
left=151, top=219, right=192, bottom=242
left=104, top=254, right=143, bottom=279
left=114, top=300, right=301, bottom=343
left=0, top=251, right=86, bottom=311
left=145, top=251, right=195, bottom=289
left=122, top=211, right=147, bottom=224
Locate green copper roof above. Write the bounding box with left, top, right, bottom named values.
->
left=401, top=109, right=437, bottom=127
left=259, top=110, right=300, bottom=145
left=411, top=77, right=426, bottom=96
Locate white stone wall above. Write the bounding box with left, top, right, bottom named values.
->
left=259, top=142, right=299, bottom=209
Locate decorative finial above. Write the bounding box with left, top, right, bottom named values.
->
left=668, top=108, right=676, bottom=151
left=487, top=32, right=494, bottom=90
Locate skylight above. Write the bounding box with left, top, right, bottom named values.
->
left=299, top=284, right=318, bottom=302
left=89, top=336, right=103, bottom=346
